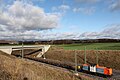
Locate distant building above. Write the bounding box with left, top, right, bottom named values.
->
left=0, top=40, right=19, bottom=45
left=9, top=41, right=19, bottom=44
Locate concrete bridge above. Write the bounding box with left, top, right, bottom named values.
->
left=0, top=45, right=51, bottom=57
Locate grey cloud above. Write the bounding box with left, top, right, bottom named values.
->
left=102, top=24, right=120, bottom=34
left=0, top=25, right=5, bottom=31
left=73, top=7, right=95, bottom=15
left=0, top=31, right=78, bottom=40
left=0, top=30, right=42, bottom=40
left=80, top=24, right=120, bottom=39
left=109, top=0, right=120, bottom=12
left=0, top=1, right=60, bottom=32
left=75, top=0, right=100, bottom=4
left=80, top=32, right=99, bottom=39
left=59, top=5, right=70, bottom=11
left=38, top=32, right=78, bottom=40
left=99, top=24, right=120, bottom=39
left=56, top=32, right=78, bottom=40
left=52, top=4, right=70, bottom=13
left=0, top=24, right=120, bottom=40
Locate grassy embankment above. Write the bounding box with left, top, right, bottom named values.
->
left=0, top=51, right=94, bottom=80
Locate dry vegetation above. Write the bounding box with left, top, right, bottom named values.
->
left=0, top=51, right=94, bottom=80
left=45, top=46, right=120, bottom=70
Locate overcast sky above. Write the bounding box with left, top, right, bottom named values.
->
left=0, top=0, right=120, bottom=40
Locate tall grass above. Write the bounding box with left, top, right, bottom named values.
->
left=0, top=51, right=89, bottom=80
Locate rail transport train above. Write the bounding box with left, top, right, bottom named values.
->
left=77, top=64, right=113, bottom=76
left=13, top=52, right=113, bottom=77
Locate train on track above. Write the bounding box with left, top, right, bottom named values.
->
left=77, top=64, right=113, bottom=76
left=12, top=49, right=113, bottom=77
left=24, top=56, right=113, bottom=77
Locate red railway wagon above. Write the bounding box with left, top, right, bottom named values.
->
left=96, top=64, right=112, bottom=76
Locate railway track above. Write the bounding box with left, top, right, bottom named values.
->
left=23, top=56, right=120, bottom=80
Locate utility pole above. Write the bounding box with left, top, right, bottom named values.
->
left=21, top=32, right=24, bottom=59
left=22, top=41, right=24, bottom=59
left=74, top=50, right=78, bottom=76
left=43, top=47, right=46, bottom=59
left=84, top=46, right=86, bottom=64
left=96, top=48, right=98, bottom=64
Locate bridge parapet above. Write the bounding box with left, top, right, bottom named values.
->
left=0, top=45, right=51, bottom=57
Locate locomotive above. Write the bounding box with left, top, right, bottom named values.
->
left=78, top=64, right=112, bottom=76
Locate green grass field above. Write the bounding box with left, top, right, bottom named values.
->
left=57, top=43, right=120, bottom=50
